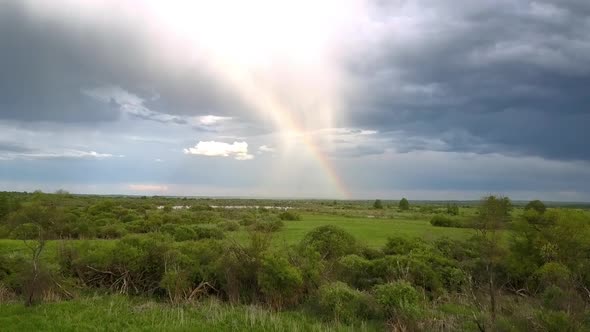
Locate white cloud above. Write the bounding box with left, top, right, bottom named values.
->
left=0, top=149, right=120, bottom=160
left=192, top=115, right=232, bottom=126
left=258, top=145, right=275, bottom=154
left=183, top=141, right=254, bottom=160
left=128, top=184, right=169, bottom=192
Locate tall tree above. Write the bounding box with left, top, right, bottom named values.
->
left=474, top=195, right=511, bottom=328
left=398, top=198, right=410, bottom=211
left=524, top=199, right=546, bottom=214
left=373, top=199, right=383, bottom=209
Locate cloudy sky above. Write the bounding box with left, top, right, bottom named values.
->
left=1, top=0, right=589, bottom=201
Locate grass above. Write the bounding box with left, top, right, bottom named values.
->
left=229, top=213, right=475, bottom=248
left=0, top=295, right=379, bottom=331
left=0, top=213, right=476, bottom=259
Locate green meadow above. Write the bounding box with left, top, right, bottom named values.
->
left=1, top=193, right=589, bottom=331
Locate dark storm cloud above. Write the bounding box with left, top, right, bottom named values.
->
left=0, top=2, right=252, bottom=124
left=346, top=0, right=590, bottom=161
left=0, top=141, right=31, bottom=153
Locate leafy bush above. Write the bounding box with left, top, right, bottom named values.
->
left=251, top=219, right=284, bottom=232
left=373, top=281, right=422, bottom=322
left=337, top=254, right=372, bottom=289
left=430, top=215, right=454, bottom=227
left=371, top=255, right=443, bottom=292
left=534, top=262, right=571, bottom=290
left=96, top=224, right=128, bottom=239
left=257, top=253, right=303, bottom=308
left=193, top=226, right=225, bottom=240
left=536, top=310, right=581, bottom=332
left=373, top=199, right=383, bottom=209
left=219, top=221, right=240, bottom=232
left=382, top=236, right=423, bottom=255
left=278, top=211, right=301, bottom=221
left=160, top=270, right=191, bottom=304
left=525, top=200, right=546, bottom=214
left=300, top=225, right=357, bottom=260
left=398, top=198, right=410, bottom=211
left=316, top=282, right=376, bottom=323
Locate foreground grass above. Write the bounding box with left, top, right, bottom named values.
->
left=0, top=296, right=378, bottom=332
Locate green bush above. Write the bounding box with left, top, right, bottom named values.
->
left=96, top=224, right=127, bottom=239
left=337, top=254, right=372, bottom=289
left=373, top=281, right=422, bottom=322
left=219, top=220, right=240, bottom=231
left=371, top=255, right=443, bottom=292
left=278, top=211, right=301, bottom=221
left=430, top=215, right=454, bottom=227
left=251, top=219, right=284, bottom=233
left=160, top=270, right=191, bottom=304
left=300, top=225, right=357, bottom=260
left=257, top=253, right=303, bottom=308
left=193, top=226, right=225, bottom=240
left=536, top=310, right=581, bottom=332
left=382, top=236, right=422, bottom=255
left=398, top=198, right=410, bottom=211
left=525, top=200, right=546, bottom=214
left=316, top=282, right=376, bottom=324
left=534, top=262, right=571, bottom=290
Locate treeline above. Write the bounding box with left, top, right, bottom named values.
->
left=0, top=192, right=299, bottom=240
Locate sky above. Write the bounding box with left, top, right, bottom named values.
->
left=1, top=0, right=589, bottom=201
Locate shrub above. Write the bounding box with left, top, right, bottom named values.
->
left=193, top=226, right=225, bottom=240
left=382, top=236, right=416, bottom=255
left=278, top=211, right=301, bottom=221
left=446, top=203, right=459, bottom=216
left=525, top=200, right=546, bottom=214
left=96, top=224, right=127, bottom=239
left=337, top=254, right=372, bottom=289
left=316, top=281, right=376, bottom=324
left=430, top=215, right=454, bottom=227
left=257, top=253, right=304, bottom=308
left=398, top=198, right=410, bottom=211
left=536, top=310, right=580, bottom=332
left=219, top=221, right=240, bottom=232
left=300, top=225, right=357, bottom=260
left=373, top=281, right=422, bottom=322
left=239, top=215, right=256, bottom=226
left=534, top=262, right=571, bottom=290
left=373, top=199, right=383, bottom=209
left=371, top=255, right=443, bottom=292
left=251, top=219, right=284, bottom=233
left=160, top=270, right=191, bottom=304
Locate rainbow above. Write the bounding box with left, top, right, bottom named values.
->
left=212, top=63, right=351, bottom=199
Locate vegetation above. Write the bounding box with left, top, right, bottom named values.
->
left=398, top=198, right=410, bottom=211
left=0, top=191, right=589, bottom=331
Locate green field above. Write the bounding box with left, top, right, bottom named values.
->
left=0, top=213, right=475, bottom=260
left=230, top=214, right=475, bottom=248
left=1, top=193, right=588, bottom=331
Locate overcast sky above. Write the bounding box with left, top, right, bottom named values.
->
left=1, top=0, right=589, bottom=201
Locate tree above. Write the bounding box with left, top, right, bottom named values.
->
left=398, top=198, right=410, bottom=211
left=446, top=203, right=459, bottom=215
left=8, top=201, right=60, bottom=306
left=525, top=199, right=546, bottom=214
left=373, top=199, right=383, bottom=209
left=473, top=195, right=511, bottom=327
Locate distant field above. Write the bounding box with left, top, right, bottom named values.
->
left=231, top=214, right=475, bottom=248
left=0, top=214, right=475, bottom=259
